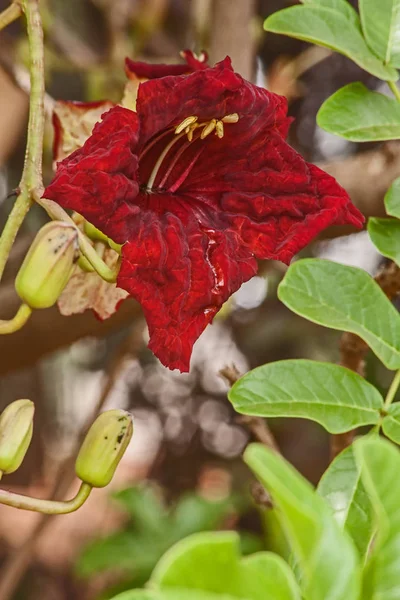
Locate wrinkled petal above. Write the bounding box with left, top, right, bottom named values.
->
left=53, top=100, right=115, bottom=163
left=136, top=57, right=290, bottom=145
left=118, top=193, right=257, bottom=371
left=58, top=248, right=128, bottom=320
left=125, top=49, right=208, bottom=80
left=45, top=106, right=141, bottom=244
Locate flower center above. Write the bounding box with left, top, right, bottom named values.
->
left=144, top=113, right=239, bottom=193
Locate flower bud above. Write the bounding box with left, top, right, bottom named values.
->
left=0, top=399, right=34, bottom=474
left=84, top=220, right=109, bottom=244
left=15, top=221, right=78, bottom=309
left=75, top=409, right=133, bottom=488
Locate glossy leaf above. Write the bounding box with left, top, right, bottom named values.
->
left=368, top=218, right=400, bottom=266
left=318, top=445, right=375, bottom=562
left=359, top=0, right=400, bottom=67
left=382, top=403, right=400, bottom=444
left=317, top=83, right=400, bottom=141
left=385, top=177, right=400, bottom=219
left=355, top=437, right=400, bottom=599
left=229, top=359, right=383, bottom=433
left=278, top=259, right=400, bottom=370
left=264, top=7, right=398, bottom=80
left=245, top=444, right=360, bottom=600
left=151, top=531, right=300, bottom=600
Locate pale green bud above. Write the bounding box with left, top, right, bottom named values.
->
left=75, top=409, right=133, bottom=488
left=15, top=221, right=78, bottom=309
left=0, top=399, right=34, bottom=474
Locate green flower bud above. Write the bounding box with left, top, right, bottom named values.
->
left=75, top=409, right=133, bottom=488
left=15, top=221, right=78, bottom=309
left=0, top=399, right=34, bottom=474
left=83, top=221, right=109, bottom=244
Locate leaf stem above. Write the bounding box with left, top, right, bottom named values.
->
left=389, top=81, right=400, bottom=103
left=0, top=303, right=32, bottom=333
left=0, top=2, right=22, bottom=31
left=0, top=481, right=92, bottom=514
left=384, top=369, right=400, bottom=410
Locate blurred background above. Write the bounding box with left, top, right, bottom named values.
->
left=0, top=0, right=397, bottom=598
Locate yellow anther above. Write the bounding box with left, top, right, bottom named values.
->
left=222, top=113, right=239, bottom=124
left=175, top=116, right=198, bottom=135
left=185, top=125, right=195, bottom=142
left=201, top=119, right=217, bottom=139
left=215, top=120, right=224, bottom=138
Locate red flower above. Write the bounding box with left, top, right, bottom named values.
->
left=44, top=56, right=364, bottom=372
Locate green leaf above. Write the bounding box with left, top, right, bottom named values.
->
left=355, top=437, right=400, bottom=599
left=229, top=359, right=383, bottom=433
left=151, top=531, right=300, bottom=600
left=368, top=218, right=400, bottom=266
left=382, top=403, right=400, bottom=443
left=264, top=7, right=398, bottom=81
left=111, top=591, right=243, bottom=600
left=317, top=445, right=375, bottom=562
left=244, top=444, right=360, bottom=600
left=301, top=0, right=360, bottom=25
left=385, top=177, right=400, bottom=219
left=317, top=83, right=400, bottom=141
left=278, top=258, right=400, bottom=370
left=359, top=0, right=400, bottom=67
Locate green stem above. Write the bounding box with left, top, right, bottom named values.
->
left=0, top=2, right=22, bottom=31
left=384, top=369, right=400, bottom=410
left=0, top=303, right=32, bottom=333
left=0, top=481, right=92, bottom=514
left=0, top=191, right=31, bottom=283
left=0, top=0, right=45, bottom=284
left=389, top=81, right=400, bottom=103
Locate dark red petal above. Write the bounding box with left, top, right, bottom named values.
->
left=125, top=50, right=208, bottom=80
left=44, top=106, right=141, bottom=243
left=136, top=57, right=290, bottom=144
left=117, top=193, right=257, bottom=371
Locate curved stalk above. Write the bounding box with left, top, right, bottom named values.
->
left=0, top=481, right=92, bottom=514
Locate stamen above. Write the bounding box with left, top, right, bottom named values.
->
left=146, top=131, right=187, bottom=190
left=175, top=116, right=198, bottom=134
left=222, top=113, right=239, bottom=124
left=215, top=120, right=224, bottom=139
left=201, top=119, right=217, bottom=139
left=185, top=125, right=195, bottom=142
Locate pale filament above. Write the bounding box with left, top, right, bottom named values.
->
left=146, top=113, right=239, bottom=191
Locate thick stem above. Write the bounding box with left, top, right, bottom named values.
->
left=0, top=2, right=22, bottom=31
left=0, top=191, right=31, bottom=282
left=0, top=481, right=92, bottom=514
left=20, top=0, right=45, bottom=191
left=0, top=0, right=45, bottom=284
left=0, top=303, right=32, bottom=333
